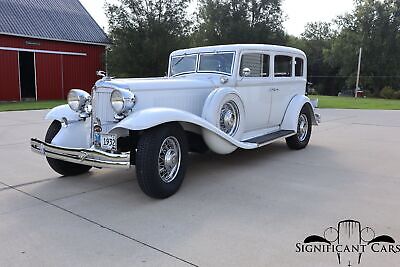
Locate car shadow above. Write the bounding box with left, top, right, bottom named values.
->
left=28, top=140, right=349, bottom=206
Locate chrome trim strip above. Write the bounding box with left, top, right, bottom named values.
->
left=30, top=138, right=130, bottom=169
left=0, top=46, right=87, bottom=56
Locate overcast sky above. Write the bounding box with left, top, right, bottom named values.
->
left=80, top=0, right=355, bottom=36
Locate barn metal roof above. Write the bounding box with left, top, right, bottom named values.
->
left=0, top=0, right=109, bottom=45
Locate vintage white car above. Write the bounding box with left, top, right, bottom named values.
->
left=31, top=44, right=320, bottom=199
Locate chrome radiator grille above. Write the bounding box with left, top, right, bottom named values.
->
left=92, top=88, right=116, bottom=133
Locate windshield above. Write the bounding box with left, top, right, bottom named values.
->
left=170, top=55, right=197, bottom=76
left=169, top=52, right=235, bottom=76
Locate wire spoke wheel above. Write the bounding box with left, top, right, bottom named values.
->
left=219, top=100, right=240, bottom=136
left=297, top=113, right=309, bottom=142
left=136, top=124, right=188, bottom=199
left=286, top=106, right=312, bottom=150
left=158, top=136, right=181, bottom=183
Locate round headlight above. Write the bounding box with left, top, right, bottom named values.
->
left=111, top=89, right=135, bottom=114
left=67, top=89, right=91, bottom=112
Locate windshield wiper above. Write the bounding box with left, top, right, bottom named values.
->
left=173, top=57, right=185, bottom=66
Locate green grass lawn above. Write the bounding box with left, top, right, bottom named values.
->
left=309, top=95, right=400, bottom=110
left=0, top=100, right=66, bottom=112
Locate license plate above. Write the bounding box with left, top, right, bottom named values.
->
left=100, top=134, right=117, bottom=151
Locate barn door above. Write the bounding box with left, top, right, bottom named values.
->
left=35, top=53, right=63, bottom=100
left=19, top=51, right=37, bottom=100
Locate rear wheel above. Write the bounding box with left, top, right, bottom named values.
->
left=136, top=124, right=188, bottom=199
left=45, top=121, right=92, bottom=176
left=286, top=106, right=312, bottom=150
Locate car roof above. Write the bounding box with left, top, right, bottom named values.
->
left=171, top=44, right=306, bottom=57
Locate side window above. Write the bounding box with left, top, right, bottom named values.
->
left=240, top=53, right=270, bottom=77
left=262, top=55, right=270, bottom=77
left=295, top=57, right=304, bottom=77
left=274, top=55, right=292, bottom=77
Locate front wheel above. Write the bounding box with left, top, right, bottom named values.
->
left=45, top=121, right=92, bottom=176
left=286, top=106, right=312, bottom=150
left=136, top=124, right=188, bottom=199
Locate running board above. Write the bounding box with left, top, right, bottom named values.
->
left=243, top=130, right=296, bottom=147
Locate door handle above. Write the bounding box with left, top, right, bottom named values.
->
left=271, top=88, right=280, bottom=92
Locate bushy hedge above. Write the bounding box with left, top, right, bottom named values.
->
left=393, top=90, right=400, bottom=100
left=379, top=87, right=400, bottom=99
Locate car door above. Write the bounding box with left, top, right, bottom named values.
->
left=268, top=54, right=300, bottom=127
left=235, top=52, right=273, bottom=132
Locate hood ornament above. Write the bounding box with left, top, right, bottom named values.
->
left=96, top=70, right=113, bottom=81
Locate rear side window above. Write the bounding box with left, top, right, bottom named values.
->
left=274, top=55, right=292, bottom=77
left=240, top=53, right=270, bottom=77
left=295, top=57, right=304, bottom=77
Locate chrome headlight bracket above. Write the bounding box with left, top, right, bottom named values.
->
left=110, top=89, right=136, bottom=119
left=67, top=89, right=92, bottom=119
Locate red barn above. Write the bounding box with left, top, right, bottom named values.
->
left=0, top=0, right=109, bottom=101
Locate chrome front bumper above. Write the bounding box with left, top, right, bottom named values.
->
left=30, top=138, right=131, bottom=169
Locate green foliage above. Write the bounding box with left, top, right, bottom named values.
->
left=106, top=0, right=191, bottom=77
left=105, top=0, right=400, bottom=98
left=380, top=86, right=395, bottom=99
left=188, top=0, right=286, bottom=46
left=393, top=90, right=400, bottom=99
left=323, top=0, right=400, bottom=95
left=289, top=0, right=400, bottom=96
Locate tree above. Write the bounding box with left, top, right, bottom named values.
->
left=325, top=0, right=400, bottom=95
left=193, top=0, right=287, bottom=46
left=106, top=0, right=191, bottom=77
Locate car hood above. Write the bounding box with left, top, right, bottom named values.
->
left=95, top=76, right=217, bottom=92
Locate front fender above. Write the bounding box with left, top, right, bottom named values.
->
left=280, top=95, right=317, bottom=132
left=45, top=104, right=80, bottom=122
left=109, top=107, right=256, bottom=151
left=51, top=120, right=92, bottom=149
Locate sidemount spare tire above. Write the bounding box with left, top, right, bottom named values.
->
left=201, top=90, right=245, bottom=154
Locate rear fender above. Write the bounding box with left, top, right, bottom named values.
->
left=280, top=95, right=317, bottom=132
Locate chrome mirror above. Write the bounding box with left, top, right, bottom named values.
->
left=242, top=68, right=251, bottom=77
